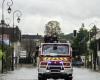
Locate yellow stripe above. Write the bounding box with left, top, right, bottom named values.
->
left=43, top=57, right=69, bottom=61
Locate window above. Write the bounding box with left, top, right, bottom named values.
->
left=42, top=44, right=69, bottom=55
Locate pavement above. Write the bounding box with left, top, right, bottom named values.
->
left=0, top=64, right=37, bottom=80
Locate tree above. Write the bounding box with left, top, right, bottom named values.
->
left=59, top=33, right=74, bottom=43
left=72, top=23, right=89, bottom=56
left=89, top=25, right=99, bottom=70
left=90, top=25, right=99, bottom=38
left=44, top=21, right=61, bottom=36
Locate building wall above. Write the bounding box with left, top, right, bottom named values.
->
left=14, top=41, right=21, bottom=64
left=0, top=24, right=21, bottom=42
left=96, top=31, right=100, bottom=40
left=97, top=39, right=100, bottom=70
left=97, top=42, right=100, bottom=57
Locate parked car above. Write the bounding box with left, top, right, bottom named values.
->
left=72, top=60, right=84, bottom=66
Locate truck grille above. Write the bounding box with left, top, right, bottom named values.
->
left=49, top=66, right=61, bottom=69
left=51, top=69, right=60, bottom=72
left=47, top=66, right=64, bottom=70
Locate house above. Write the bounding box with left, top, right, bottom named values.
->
left=21, top=34, right=43, bottom=57
left=20, top=34, right=43, bottom=63
left=0, top=23, right=21, bottom=67
left=0, top=24, right=21, bottom=43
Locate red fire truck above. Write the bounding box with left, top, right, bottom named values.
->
left=38, top=43, right=73, bottom=80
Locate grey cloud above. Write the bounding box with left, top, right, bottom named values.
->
left=1, top=0, right=100, bottom=19
left=1, top=0, right=100, bottom=34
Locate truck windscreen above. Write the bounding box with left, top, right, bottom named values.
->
left=42, top=44, right=69, bottom=55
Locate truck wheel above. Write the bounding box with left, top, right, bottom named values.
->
left=44, top=78, right=47, bottom=80
left=64, top=78, right=68, bottom=80
left=69, top=77, right=72, bottom=80
left=38, top=77, right=42, bottom=80
left=64, top=77, right=72, bottom=80
left=38, top=77, right=47, bottom=80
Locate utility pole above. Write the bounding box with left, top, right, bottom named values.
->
left=11, top=10, right=22, bottom=70
left=1, top=0, right=13, bottom=73
left=93, top=25, right=97, bottom=70
left=93, top=35, right=97, bottom=70
left=89, top=30, right=93, bottom=69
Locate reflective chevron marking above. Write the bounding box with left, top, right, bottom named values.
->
left=43, top=57, right=69, bottom=61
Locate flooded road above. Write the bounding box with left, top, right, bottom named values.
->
left=0, top=64, right=37, bottom=80
left=0, top=65, right=100, bottom=80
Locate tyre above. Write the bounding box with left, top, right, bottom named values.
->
left=44, top=78, right=47, bottom=80
left=64, top=77, right=72, bottom=80
left=38, top=74, right=42, bottom=80
left=64, top=78, right=68, bottom=80
left=38, top=76, right=43, bottom=80
left=69, top=77, right=72, bottom=80
left=38, top=76, right=47, bottom=80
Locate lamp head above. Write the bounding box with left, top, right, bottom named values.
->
left=8, top=7, right=11, bottom=14
left=17, top=17, right=20, bottom=23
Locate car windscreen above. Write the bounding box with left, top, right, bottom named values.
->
left=42, top=44, right=69, bottom=55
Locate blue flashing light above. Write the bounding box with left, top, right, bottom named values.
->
left=59, top=61, right=63, bottom=64
left=48, top=61, right=52, bottom=64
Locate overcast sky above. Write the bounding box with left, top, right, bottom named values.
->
left=0, top=0, right=100, bottom=35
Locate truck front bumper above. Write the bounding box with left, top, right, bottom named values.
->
left=38, top=72, right=72, bottom=79
left=38, top=68, right=73, bottom=79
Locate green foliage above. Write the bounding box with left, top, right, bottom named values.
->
left=89, top=25, right=99, bottom=54
left=59, top=33, right=74, bottom=43
left=0, top=44, right=13, bottom=70
left=89, top=40, right=97, bottom=52
left=45, top=21, right=61, bottom=36
left=72, top=24, right=89, bottom=56
left=90, top=25, right=98, bottom=38
left=0, top=49, right=3, bottom=60
left=72, top=23, right=100, bottom=57
left=0, top=50, right=6, bottom=60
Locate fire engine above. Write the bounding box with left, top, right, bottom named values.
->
left=38, top=36, right=73, bottom=80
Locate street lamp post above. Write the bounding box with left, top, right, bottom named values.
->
left=1, top=0, right=13, bottom=73
left=13, top=10, right=22, bottom=29
left=11, top=10, right=22, bottom=71
left=5, top=18, right=11, bottom=47
left=93, top=25, right=97, bottom=70
left=5, top=18, right=11, bottom=71
left=88, top=29, right=93, bottom=69
left=1, top=0, right=13, bottom=21
left=88, top=23, right=95, bottom=69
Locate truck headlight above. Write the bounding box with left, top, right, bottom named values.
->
left=61, top=70, right=64, bottom=72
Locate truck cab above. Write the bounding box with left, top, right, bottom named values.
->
left=38, top=43, right=73, bottom=80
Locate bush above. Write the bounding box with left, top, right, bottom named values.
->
left=0, top=49, right=3, bottom=60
